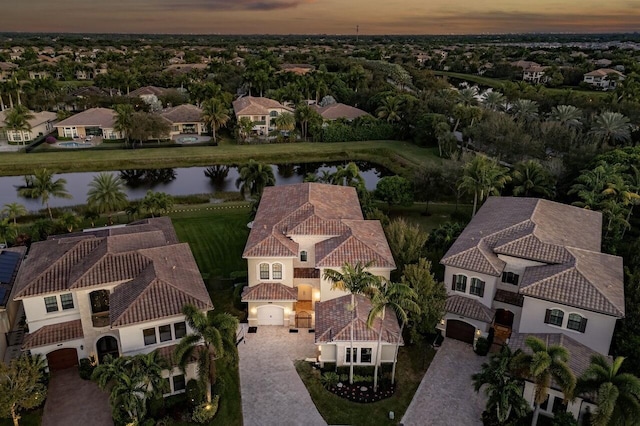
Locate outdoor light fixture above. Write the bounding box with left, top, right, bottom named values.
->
left=250, top=307, right=257, bottom=314
left=284, top=308, right=291, bottom=315
left=314, top=291, right=321, bottom=300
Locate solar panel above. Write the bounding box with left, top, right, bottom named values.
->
left=0, top=251, right=21, bottom=284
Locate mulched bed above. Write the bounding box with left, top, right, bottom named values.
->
left=327, top=382, right=395, bottom=403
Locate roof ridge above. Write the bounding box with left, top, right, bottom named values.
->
left=315, top=229, right=355, bottom=265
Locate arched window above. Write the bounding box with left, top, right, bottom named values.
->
left=270, top=111, right=279, bottom=117
left=452, top=274, right=467, bottom=292
left=272, top=263, right=283, bottom=280
left=300, top=251, right=308, bottom=262
left=567, top=313, right=587, bottom=332
left=470, top=278, right=485, bottom=297
left=545, top=309, right=564, bottom=327
left=259, top=263, right=270, bottom=280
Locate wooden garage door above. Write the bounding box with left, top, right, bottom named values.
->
left=47, top=348, right=79, bottom=372
left=446, top=320, right=475, bottom=344
left=257, top=306, right=284, bottom=325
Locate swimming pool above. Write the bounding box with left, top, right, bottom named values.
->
left=175, top=135, right=206, bottom=144
left=58, top=141, right=92, bottom=148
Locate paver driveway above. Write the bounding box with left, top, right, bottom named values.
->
left=402, top=339, right=486, bottom=426
left=42, top=368, right=113, bottom=426
left=238, top=325, right=326, bottom=426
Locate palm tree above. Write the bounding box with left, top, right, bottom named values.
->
left=3, top=105, right=34, bottom=146
left=330, top=162, right=364, bottom=187
left=367, top=280, right=418, bottom=391
left=590, top=111, right=632, bottom=147
left=472, top=346, right=530, bottom=424
left=376, top=96, right=403, bottom=123
left=175, top=305, right=238, bottom=402
left=0, top=219, right=17, bottom=247
left=511, top=336, right=576, bottom=426
left=2, top=202, right=27, bottom=226
left=458, top=155, right=511, bottom=216
left=294, top=103, right=315, bottom=141
left=86, top=172, right=128, bottom=224
left=140, top=191, right=173, bottom=218
left=577, top=355, right=640, bottom=426
left=202, top=98, right=230, bottom=144
left=236, top=116, right=254, bottom=143
left=510, top=99, right=539, bottom=123
left=17, top=169, right=71, bottom=220
left=323, top=261, right=380, bottom=384
left=511, top=160, right=556, bottom=198
left=457, top=87, right=478, bottom=106
left=235, top=160, right=276, bottom=198
left=548, top=105, right=583, bottom=129
left=113, top=104, right=134, bottom=145
left=58, top=212, right=80, bottom=233
left=481, top=90, right=506, bottom=111
left=273, top=112, right=296, bottom=139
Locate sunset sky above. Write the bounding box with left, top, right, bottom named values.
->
left=2, top=0, right=639, bottom=34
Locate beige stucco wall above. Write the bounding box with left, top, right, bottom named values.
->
left=22, top=294, right=82, bottom=333
left=322, top=341, right=397, bottom=367
left=246, top=301, right=294, bottom=327
left=444, top=266, right=498, bottom=309
left=519, top=297, right=617, bottom=355
left=247, top=257, right=295, bottom=287
left=119, top=314, right=191, bottom=354
left=29, top=338, right=87, bottom=371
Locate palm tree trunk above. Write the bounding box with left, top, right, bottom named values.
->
left=472, top=192, right=478, bottom=216
left=46, top=202, right=53, bottom=220
left=391, top=321, right=404, bottom=385
left=212, top=126, right=217, bottom=144
left=373, top=310, right=385, bottom=392
left=349, top=293, right=355, bottom=385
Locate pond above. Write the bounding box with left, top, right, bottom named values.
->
left=0, top=161, right=391, bottom=212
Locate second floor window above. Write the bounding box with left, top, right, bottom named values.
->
left=300, top=251, right=308, bottom=262
left=143, top=328, right=157, bottom=346
left=60, top=293, right=74, bottom=310
left=567, top=313, right=588, bottom=333
left=44, top=296, right=58, bottom=313
left=501, top=271, right=519, bottom=286
left=544, top=309, right=564, bottom=327
left=272, top=263, right=282, bottom=280
left=159, top=325, right=172, bottom=342
left=259, top=262, right=283, bottom=280
left=452, top=274, right=467, bottom=292
left=259, top=263, right=270, bottom=280
left=174, top=322, right=187, bottom=339
left=470, top=278, right=485, bottom=297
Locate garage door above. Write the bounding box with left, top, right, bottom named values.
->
left=257, top=306, right=284, bottom=325
left=446, top=320, right=475, bottom=344
left=47, top=348, right=79, bottom=372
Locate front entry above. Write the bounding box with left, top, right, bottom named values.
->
left=47, top=348, right=79, bottom=372
left=96, top=336, right=119, bottom=362
left=257, top=306, right=284, bottom=325
left=446, top=320, right=475, bottom=344
left=295, top=311, right=312, bottom=328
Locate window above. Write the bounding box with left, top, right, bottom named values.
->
left=174, top=322, right=187, bottom=339
left=539, top=395, right=550, bottom=411
left=300, top=251, right=307, bottom=262
left=270, top=111, right=278, bottom=117
left=60, top=293, right=74, bottom=310
left=143, top=328, right=157, bottom=346
left=172, top=374, right=186, bottom=392
left=567, top=313, right=587, bottom=333
left=163, top=378, right=171, bottom=395
left=345, top=348, right=358, bottom=363
left=552, top=396, right=567, bottom=414
left=361, top=348, right=372, bottom=363
left=44, top=296, right=58, bottom=313
left=501, top=271, right=520, bottom=285
left=159, top=325, right=172, bottom=342
left=259, top=263, right=270, bottom=280
left=470, top=278, right=485, bottom=297
left=272, top=263, right=282, bottom=280
left=452, top=274, right=467, bottom=292
left=545, top=309, right=564, bottom=327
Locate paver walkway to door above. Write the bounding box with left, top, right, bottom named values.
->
left=238, top=325, right=326, bottom=426
left=402, top=339, right=486, bottom=426
left=42, top=368, right=113, bottom=426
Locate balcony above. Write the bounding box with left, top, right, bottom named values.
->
left=92, top=311, right=110, bottom=328
left=294, top=268, right=320, bottom=279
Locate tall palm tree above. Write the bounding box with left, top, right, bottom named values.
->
left=294, top=103, right=315, bottom=141
left=140, top=191, right=173, bottom=218
left=235, top=160, right=276, bottom=198
left=273, top=112, right=296, bottom=139
left=17, top=168, right=71, bottom=220
left=330, top=162, right=364, bottom=187
left=577, top=355, right=640, bottom=426
left=511, top=160, right=556, bottom=198
left=113, top=104, right=134, bottom=145
left=367, top=280, right=418, bottom=391
left=1, top=202, right=27, bottom=226
left=481, top=90, right=506, bottom=111
left=590, top=111, right=632, bottom=147
left=323, top=261, right=380, bottom=384
left=3, top=105, right=35, bottom=145
left=236, top=116, right=254, bottom=143
left=548, top=105, right=583, bottom=129
left=457, top=87, right=478, bottom=106
left=458, top=155, right=511, bottom=216
left=569, top=163, right=622, bottom=210
left=376, top=96, right=403, bottom=123
left=0, top=219, right=17, bottom=247
left=472, top=346, right=530, bottom=424
left=511, top=336, right=576, bottom=426
left=509, top=99, right=539, bottom=123
left=175, top=305, right=238, bottom=402
left=86, top=172, right=128, bottom=224
left=202, top=98, right=230, bottom=144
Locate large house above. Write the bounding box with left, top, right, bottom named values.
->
left=55, top=107, right=122, bottom=140
left=439, top=197, right=624, bottom=422
left=312, top=103, right=370, bottom=122
left=583, top=69, right=625, bottom=90
left=0, top=62, right=17, bottom=82
left=12, top=218, right=213, bottom=396
left=0, top=110, right=57, bottom=144
left=160, top=104, right=205, bottom=136
left=232, top=96, right=293, bottom=137
left=242, top=183, right=400, bottom=367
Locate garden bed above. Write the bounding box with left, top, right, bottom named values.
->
left=328, top=381, right=395, bottom=403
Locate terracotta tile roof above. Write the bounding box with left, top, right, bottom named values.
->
left=508, top=333, right=610, bottom=385
left=55, top=107, right=116, bottom=128
left=294, top=268, right=320, bottom=279
left=445, top=295, right=495, bottom=323
left=22, top=319, right=83, bottom=349
left=241, top=282, right=298, bottom=301
left=160, top=104, right=203, bottom=124
left=494, top=289, right=524, bottom=307
left=315, top=294, right=402, bottom=344
left=128, top=86, right=169, bottom=98
left=312, top=103, right=370, bottom=121
left=232, top=96, right=292, bottom=116
left=585, top=68, right=624, bottom=78
left=155, top=343, right=203, bottom=366
left=0, top=62, right=18, bottom=71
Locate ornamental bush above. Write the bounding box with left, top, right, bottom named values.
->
left=320, top=372, right=340, bottom=388
left=191, top=396, right=220, bottom=424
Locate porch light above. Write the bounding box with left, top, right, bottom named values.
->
left=313, top=291, right=321, bottom=300
left=284, top=308, right=291, bottom=315
left=476, top=329, right=481, bottom=336
left=250, top=307, right=257, bottom=314
left=439, top=319, right=445, bottom=325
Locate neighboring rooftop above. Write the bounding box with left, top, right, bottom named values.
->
left=232, top=96, right=292, bottom=116
left=55, top=107, right=116, bottom=128
left=312, top=103, right=370, bottom=121
left=160, top=104, right=203, bottom=123
left=128, top=86, right=170, bottom=98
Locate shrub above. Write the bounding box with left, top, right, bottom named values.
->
left=148, top=396, right=166, bottom=418
left=78, top=357, right=95, bottom=380
left=320, top=372, right=339, bottom=388
left=552, top=412, right=578, bottom=426
left=474, top=337, right=490, bottom=356
left=352, top=375, right=373, bottom=384
left=339, top=374, right=349, bottom=383
left=191, top=396, right=220, bottom=423
left=45, top=136, right=57, bottom=144
left=186, top=379, right=204, bottom=407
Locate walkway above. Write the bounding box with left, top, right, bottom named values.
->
left=401, top=339, right=486, bottom=426
left=42, top=368, right=113, bottom=426
left=238, top=325, right=326, bottom=426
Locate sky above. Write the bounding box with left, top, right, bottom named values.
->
left=1, top=0, right=639, bottom=35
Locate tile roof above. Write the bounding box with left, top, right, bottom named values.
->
left=445, top=295, right=495, bottom=323
left=160, top=104, right=203, bottom=124
left=241, top=282, right=298, bottom=301
left=22, top=319, right=84, bottom=349
left=584, top=68, right=624, bottom=78
left=128, top=86, right=169, bottom=98
left=494, top=289, right=524, bottom=307
left=155, top=343, right=203, bottom=366
left=55, top=107, right=116, bottom=128
left=315, top=294, right=402, bottom=344
left=315, top=221, right=395, bottom=268
left=312, top=103, right=370, bottom=121
left=293, top=268, right=320, bottom=279
left=232, top=96, right=292, bottom=116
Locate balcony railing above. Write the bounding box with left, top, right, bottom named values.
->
left=92, top=311, right=110, bottom=328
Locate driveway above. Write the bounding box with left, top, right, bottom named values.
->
left=42, top=368, right=113, bottom=426
left=238, top=325, right=326, bottom=426
left=402, top=339, right=486, bottom=426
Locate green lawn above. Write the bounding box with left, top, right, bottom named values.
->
left=296, top=343, right=435, bottom=426
left=384, top=202, right=472, bottom=233
left=0, top=140, right=444, bottom=178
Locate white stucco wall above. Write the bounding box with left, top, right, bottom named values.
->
left=29, top=338, right=87, bottom=370
left=519, top=297, right=617, bottom=355
left=246, top=301, right=294, bottom=327
left=118, top=314, right=192, bottom=354
left=319, top=341, right=397, bottom=367
left=246, top=257, right=295, bottom=287
left=22, top=294, right=82, bottom=333
left=522, top=381, right=595, bottom=423
left=444, top=266, right=498, bottom=308
left=495, top=254, right=545, bottom=292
